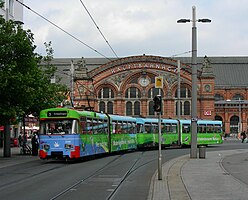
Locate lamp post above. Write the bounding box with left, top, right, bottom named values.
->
left=177, top=6, right=211, bottom=158
left=238, top=98, right=243, bottom=134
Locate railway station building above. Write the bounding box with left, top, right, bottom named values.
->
left=48, top=55, right=248, bottom=136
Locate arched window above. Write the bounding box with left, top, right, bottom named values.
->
left=232, top=94, right=244, bottom=100
left=214, top=94, right=224, bottom=101
left=175, top=86, right=191, bottom=98
left=215, top=116, right=223, bottom=121
left=176, top=102, right=183, bottom=115
left=126, top=101, right=132, bottom=116
left=98, top=87, right=114, bottom=98
left=134, top=101, right=140, bottom=115
left=175, top=86, right=191, bottom=116
left=184, top=101, right=190, bottom=115
left=99, top=101, right=105, bottom=113
left=107, top=102, right=113, bottom=114
left=125, top=87, right=141, bottom=116
left=148, top=88, right=163, bottom=98
left=98, top=87, right=114, bottom=113
left=230, top=115, right=239, bottom=134
left=125, top=87, right=141, bottom=98
left=149, top=101, right=155, bottom=115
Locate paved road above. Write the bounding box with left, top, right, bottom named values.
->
left=0, top=139, right=247, bottom=200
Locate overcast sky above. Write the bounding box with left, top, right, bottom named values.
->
left=23, top=0, right=248, bottom=59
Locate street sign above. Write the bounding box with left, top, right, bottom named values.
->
left=155, top=76, right=163, bottom=88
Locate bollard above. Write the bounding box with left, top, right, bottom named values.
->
left=199, top=145, right=206, bottom=159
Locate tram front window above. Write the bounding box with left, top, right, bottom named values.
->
left=40, top=120, right=78, bottom=135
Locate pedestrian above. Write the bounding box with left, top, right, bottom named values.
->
left=241, top=131, right=246, bottom=143
left=31, top=132, right=39, bottom=156
left=18, top=133, right=23, bottom=147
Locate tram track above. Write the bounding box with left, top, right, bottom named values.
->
left=49, top=154, right=124, bottom=200
left=0, top=160, right=68, bottom=191
left=49, top=151, right=158, bottom=200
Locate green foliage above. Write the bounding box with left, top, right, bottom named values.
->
left=0, top=16, right=68, bottom=125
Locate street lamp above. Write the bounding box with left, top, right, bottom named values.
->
left=177, top=6, right=211, bottom=158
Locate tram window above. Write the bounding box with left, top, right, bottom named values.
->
left=182, top=124, right=190, bottom=133
left=145, top=124, right=151, bottom=133
left=121, top=122, right=127, bottom=133
left=153, top=124, right=159, bottom=133
left=137, top=124, right=144, bottom=133
left=81, top=121, right=87, bottom=134
left=41, top=120, right=76, bottom=135
left=92, top=119, right=98, bottom=134
left=214, top=125, right=222, bottom=133
left=165, top=124, right=170, bottom=133
left=171, top=124, right=177, bottom=133
left=198, top=124, right=206, bottom=133
left=161, top=124, right=165, bottom=133
left=113, top=121, right=122, bottom=134
left=103, top=119, right=109, bottom=134
left=86, top=118, right=93, bottom=134
left=207, top=124, right=214, bottom=133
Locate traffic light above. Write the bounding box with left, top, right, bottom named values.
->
left=153, top=95, right=162, bottom=112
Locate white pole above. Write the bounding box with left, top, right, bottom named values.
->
left=71, top=60, right=74, bottom=106
left=190, top=6, right=198, bottom=158
left=177, top=60, right=181, bottom=146
left=158, top=110, right=162, bottom=180
left=5, top=0, right=9, bottom=21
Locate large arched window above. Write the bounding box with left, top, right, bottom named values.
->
left=125, top=87, right=141, bottom=98
left=99, top=101, right=105, bottom=113
left=107, top=102, right=113, bottom=114
left=134, top=101, right=140, bottom=115
left=184, top=101, right=190, bottom=115
left=148, top=88, right=163, bottom=98
left=125, top=87, right=141, bottom=116
left=149, top=101, right=155, bottom=115
left=214, top=94, right=224, bottom=101
left=232, top=94, right=244, bottom=100
left=175, top=86, right=191, bottom=116
left=175, top=86, right=191, bottom=98
left=230, top=115, right=239, bottom=134
left=126, top=101, right=132, bottom=116
left=98, top=87, right=114, bottom=113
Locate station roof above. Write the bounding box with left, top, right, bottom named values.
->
left=49, top=56, right=248, bottom=88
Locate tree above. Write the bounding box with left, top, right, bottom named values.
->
left=0, top=15, right=67, bottom=156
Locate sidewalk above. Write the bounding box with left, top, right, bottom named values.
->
left=148, top=148, right=248, bottom=200
left=0, top=147, right=39, bottom=169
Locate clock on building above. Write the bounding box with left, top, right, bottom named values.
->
left=204, top=84, right=211, bottom=92
left=139, top=77, right=150, bottom=87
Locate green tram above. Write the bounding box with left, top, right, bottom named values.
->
left=38, top=107, right=223, bottom=160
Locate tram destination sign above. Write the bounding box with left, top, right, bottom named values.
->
left=47, top=111, right=67, bottom=117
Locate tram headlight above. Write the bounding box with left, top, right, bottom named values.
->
left=65, top=144, right=74, bottom=149
left=43, top=144, right=50, bottom=151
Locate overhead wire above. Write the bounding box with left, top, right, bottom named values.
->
left=79, top=0, right=119, bottom=58
left=170, top=50, right=192, bottom=58
left=15, top=0, right=112, bottom=61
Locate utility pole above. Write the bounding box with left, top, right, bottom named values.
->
left=177, top=6, right=211, bottom=158
left=70, top=60, right=75, bottom=107
left=177, top=60, right=181, bottom=146
left=5, top=0, right=9, bottom=21
left=4, top=0, right=11, bottom=157
left=154, top=76, right=163, bottom=180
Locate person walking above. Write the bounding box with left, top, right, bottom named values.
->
left=241, top=131, right=246, bottom=143
left=31, top=132, right=39, bottom=156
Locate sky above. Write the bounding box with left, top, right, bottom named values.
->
left=22, top=0, right=248, bottom=59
